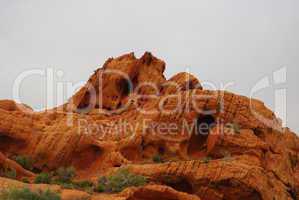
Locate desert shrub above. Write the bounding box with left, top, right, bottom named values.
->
left=22, top=177, right=30, bottom=183
left=52, top=169, right=93, bottom=192
left=34, top=173, right=51, bottom=184
left=74, top=180, right=93, bottom=188
left=0, top=188, right=60, bottom=200
left=95, top=180, right=105, bottom=193
left=152, top=154, right=164, bottom=163
left=4, top=168, right=17, bottom=179
left=56, top=167, right=76, bottom=183
left=74, top=180, right=94, bottom=193
left=14, top=155, right=33, bottom=170
left=54, top=180, right=94, bottom=193
left=96, top=168, right=148, bottom=193
left=201, top=156, right=212, bottom=164
left=55, top=181, right=76, bottom=189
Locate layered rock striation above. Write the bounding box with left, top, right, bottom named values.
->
left=0, top=52, right=298, bottom=200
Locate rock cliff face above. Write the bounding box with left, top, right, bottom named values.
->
left=0, top=52, right=298, bottom=200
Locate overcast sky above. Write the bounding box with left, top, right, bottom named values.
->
left=0, top=0, right=298, bottom=132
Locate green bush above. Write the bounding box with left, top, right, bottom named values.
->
left=74, top=181, right=94, bottom=193
left=96, top=168, right=148, bottom=193
left=34, top=173, right=51, bottom=184
left=56, top=167, right=76, bottom=183
left=95, top=181, right=105, bottom=193
left=14, top=155, right=33, bottom=170
left=52, top=178, right=90, bottom=187
left=52, top=180, right=94, bottom=192
left=74, top=180, right=93, bottom=188
left=152, top=154, right=163, bottom=163
left=54, top=182, right=75, bottom=189
left=4, top=168, right=17, bottom=179
left=0, top=188, right=60, bottom=200
left=22, top=177, right=30, bottom=183
left=201, top=156, right=212, bottom=164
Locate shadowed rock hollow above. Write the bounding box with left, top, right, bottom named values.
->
left=0, top=52, right=298, bottom=200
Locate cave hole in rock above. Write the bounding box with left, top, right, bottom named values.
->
left=188, top=115, right=216, bottom=157
left=164, top=178, right=194, bottom=194
left=77, top=91, right=91, bottom=109
left=128, top=189, right=189, bottom=200
left=118, top=78, right=131, bottom=97
left=0, top=134, right=27, bottom=154
left=158, top=146, right=165, bottom=155
left=208, top=180, right=262, bottom=200
left=76, top=91, right=97, bottom=113
left=113, top=164, right=122, bottom=168
left=71, top=145, right=103, bottom=170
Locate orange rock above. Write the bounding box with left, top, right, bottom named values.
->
left=0, top=52, right=298, bottom=200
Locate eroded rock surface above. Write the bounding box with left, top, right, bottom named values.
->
left=0, top=52, right=298, bottom=200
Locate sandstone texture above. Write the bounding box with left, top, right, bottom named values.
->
left=0, top=52, right=298, bottom=200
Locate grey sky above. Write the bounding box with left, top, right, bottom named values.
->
left=0, top=0, right=298, bottom=132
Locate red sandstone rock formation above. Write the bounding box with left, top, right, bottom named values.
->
left=0, top=52, right=298, bottom=200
